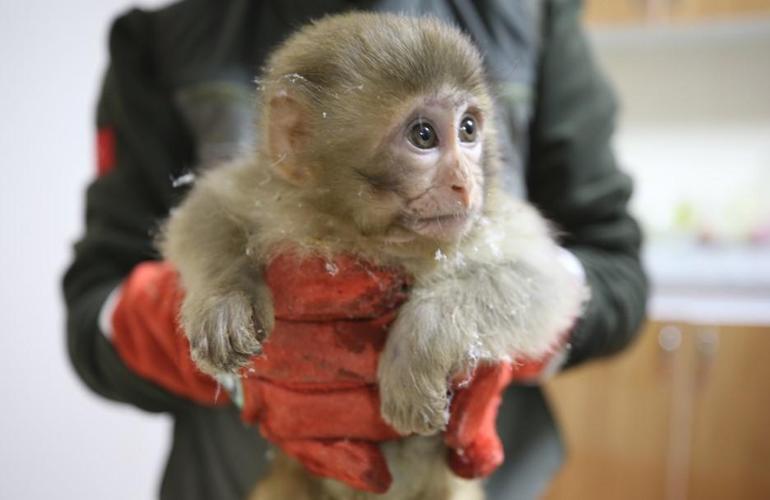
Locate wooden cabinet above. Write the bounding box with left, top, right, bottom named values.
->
left=542, top=323, right=770, bottom=500
left=585, top=0, right=770, bottom=24
left=670, top=0, right=770, bottom=20
left=585, top=1, right=651, bottom=25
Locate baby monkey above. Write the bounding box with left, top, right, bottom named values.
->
left=162, top=12, right=586, bottom=500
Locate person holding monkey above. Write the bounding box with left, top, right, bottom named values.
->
left=63, top=1, right=648, bottom=499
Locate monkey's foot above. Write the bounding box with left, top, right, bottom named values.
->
left=183, top=292, right=270, bottom=375
left=379, top=377, right=449, bottom=436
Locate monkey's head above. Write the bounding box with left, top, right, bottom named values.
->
left=259, top=13, right=499, bottom=255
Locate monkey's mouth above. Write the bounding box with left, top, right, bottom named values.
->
left=417, top=213, right=468, bottom=225
left=402, top=212, right=473, bottom=241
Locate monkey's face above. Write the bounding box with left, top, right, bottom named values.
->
left=342, top=88, right=490, bottom=247
left=260, top=12, right=496, bottom=254
left=264, top=84, right=495, bottom=253
left=390, top=92, right=485, bottom=243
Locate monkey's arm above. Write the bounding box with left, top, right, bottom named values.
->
left=162, top=163, right=273, bottom=375
left=526, top=0, right=648, bottom=368
left=379, top=203, right=584, bottom=436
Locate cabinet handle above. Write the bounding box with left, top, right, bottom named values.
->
left=694, top=327, right=719, bottom=390
left=695, top=327, right=719, bottom=359
left=658, top=325, right=683, bottom=353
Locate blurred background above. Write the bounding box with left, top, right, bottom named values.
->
left=545, top=2, right=770, bottom=499
left=0, top=1, right=768, bottom=499
left=0, top=2, right=171, bottom=499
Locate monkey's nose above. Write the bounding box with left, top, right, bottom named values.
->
left=451, top=184, right=471, bottom=208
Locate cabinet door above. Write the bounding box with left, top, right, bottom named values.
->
left=584, top=0, right=770, bottom=24
left=542, top=322, right=685, bottom=500
left=584, top=1, right=650, bottom=25
left=686, top=325, right=770, bottom=500
left=669, top=0, right=770, bottom=20
left=542, top=323, right=770, bottom=500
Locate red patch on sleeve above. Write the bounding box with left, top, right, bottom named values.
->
left=96, top=127, right=116, bottom=176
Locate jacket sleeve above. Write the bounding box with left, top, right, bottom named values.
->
left=62, top=9, right=202, bottom=413
left=527, top=0, right=649, bottom=368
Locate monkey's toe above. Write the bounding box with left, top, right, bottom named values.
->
left=190, top=336, right=258, bottom=376
left=184, top=292, right=267, bottom=376
left=381, top=395, right=448, bottom=436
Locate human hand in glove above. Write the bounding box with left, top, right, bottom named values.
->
left=108, top=254, right=571, bottom=493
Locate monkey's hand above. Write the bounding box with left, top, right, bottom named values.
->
left=378, top=299, right=453, bottom=436
left=180, top=284, right=274, bottom=376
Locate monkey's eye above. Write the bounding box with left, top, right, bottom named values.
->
left=408, top=121, right=438, bottom=149
left=459, top=116, right=477, bottom=143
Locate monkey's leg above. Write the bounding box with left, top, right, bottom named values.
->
left=418, top=469, right=485, bottom=500
left=315, top=437, right=480, bottom=500
left=383, top=437, right=485, bottom=500
left=248, top=450, right=320, bottom=500
left=378, top=301, right=458, bottom=436
left=253, top=440, right=484, bottom=500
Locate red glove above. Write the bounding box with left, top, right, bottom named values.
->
left=444, top=358, right=550, bottom=479
left=109, top=256, right=409, bottom=493
left=240, top=253, right=410, bottom=493
left=444, top=329, right=569, bottom=479
left=111, top=261, right=226, bottom=406
left=108, top=256, right=565, bottom=493
left=242, top=254, right=569, bottom=490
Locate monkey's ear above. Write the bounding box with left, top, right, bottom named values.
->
left=267, top=94, right=311, bottom=185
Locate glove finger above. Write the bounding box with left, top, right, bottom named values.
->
left=510, top=356, right=549, bottom=382
left=247, top=313, right=397, bottom=385
left=266, top=253, right=411, bottom=321
left=241, top=379, right=400, bottom=441
left=277, top=439, right=392, bottom=494
left=112, top=261, right=225, bottom=406
left=446, top=420, right=504, bottom=479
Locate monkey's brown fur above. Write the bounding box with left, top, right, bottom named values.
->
left=162, top=13, right=586, bottom=500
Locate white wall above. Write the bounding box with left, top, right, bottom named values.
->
left=589, top=19, right=770, bottom=325
left=590, top=19, right=770, bottom=240
left=0, top=2, right=170, bottom=499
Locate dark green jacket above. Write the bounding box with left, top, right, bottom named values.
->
left=63, top=1, right=647, bottom=498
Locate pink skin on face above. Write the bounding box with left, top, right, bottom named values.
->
left=392, top=94, right=486, bottom=243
